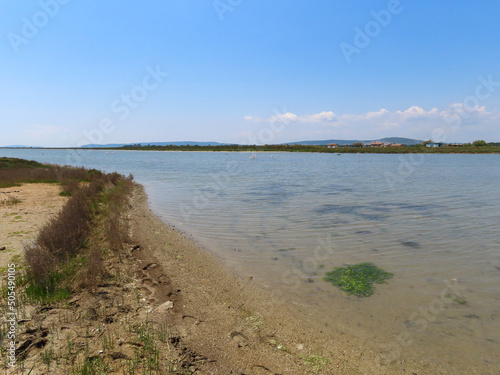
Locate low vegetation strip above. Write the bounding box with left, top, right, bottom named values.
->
left=0, top=157, right=102, bottom=189
left=112, top=142, right=500, bottom=153
left=0, top=158, right=48, bottom=169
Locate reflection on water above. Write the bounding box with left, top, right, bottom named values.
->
left=1, top=149, right=499, bottom=372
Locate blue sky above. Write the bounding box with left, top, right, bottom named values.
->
left=1, top=0, right=500, bottom=146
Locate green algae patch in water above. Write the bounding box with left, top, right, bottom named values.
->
left=323, top=262, right=393, bottom=297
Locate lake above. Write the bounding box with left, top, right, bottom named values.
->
left=1, top=148, right=499, bottom=372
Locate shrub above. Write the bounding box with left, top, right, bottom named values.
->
left=59, top=180, right=80, bottom=197
left=80, top=247, right=104, bottom=290
left=472, top=140, right=487, bottom=147
left=35, top=189, right=92, bottom=261
left=24, top=244, right=57, bottom=288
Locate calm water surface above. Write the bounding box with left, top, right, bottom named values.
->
left=1, top=149, right=499, bottom=372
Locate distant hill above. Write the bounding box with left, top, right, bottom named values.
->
left=283, top=137, right=423, bottom=146
left=376, top=137, right=423, bottom=145
left=282, top=139, right=362, bottom=146
left=81, top=141, right=230, bottom=148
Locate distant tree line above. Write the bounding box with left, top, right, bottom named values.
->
left=113, top=142, right=500, bottom=154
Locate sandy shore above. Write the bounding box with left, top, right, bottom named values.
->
left=0, top=184, right=67, bottom=271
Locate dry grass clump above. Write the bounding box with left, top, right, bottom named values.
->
left=24, top=245, right=56, bottom=287
left=36, top=189, right=92, bottom=262
left=80, top=247, right=105, bottom=290
left=0, top=195, right=22, bottom=206
left=104, top=177, right=134, bottom=253
left=59, top=179, right=80, bottom=196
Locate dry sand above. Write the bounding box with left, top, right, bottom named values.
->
left=0, top=184, right=67, bottom=271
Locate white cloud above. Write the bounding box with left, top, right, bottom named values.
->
left=269, top=112, right=299, bottom=123
left=244, top=115, right=264, bottom=122
left=303, top=111, right=337, bottom=122
left=246, top=110, right=337, bottom=124
left=366, top=108, right=390, bottom=119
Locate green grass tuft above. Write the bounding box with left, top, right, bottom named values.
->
left=323, top=262, right=393, bottom=297
left=301, top=355, right=329, bottom=373
left=25, top=283, right=72, bottom=304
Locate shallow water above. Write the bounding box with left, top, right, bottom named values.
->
left=2, top=148, right=499, bottom=372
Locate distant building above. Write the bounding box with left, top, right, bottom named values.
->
left=390, top=143, right=403, bottom=147
left=371, top=142, right=385, bottom=147
left=425, top=143, right=442, bottom=148
left=448, top=143, right=463, bottom=147
left=327, top=144, right=338, bottom=148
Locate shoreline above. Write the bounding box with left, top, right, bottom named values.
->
left=129, top=184, right=451, bottom=374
